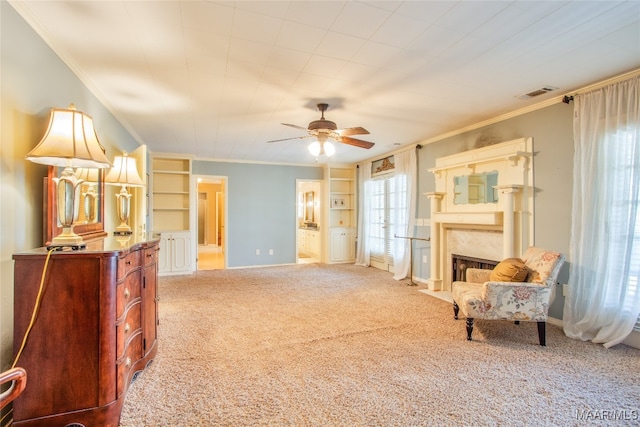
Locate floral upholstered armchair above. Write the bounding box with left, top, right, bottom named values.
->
left=452, top=247, right=565, bottom=346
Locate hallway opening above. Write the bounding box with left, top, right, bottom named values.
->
left=196, top=177, right=226, bottom=270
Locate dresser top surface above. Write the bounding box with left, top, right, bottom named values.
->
left=13, top=235, right=160, bottom=258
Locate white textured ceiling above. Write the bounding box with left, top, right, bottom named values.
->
left=10, top=1, right=640, bottom=165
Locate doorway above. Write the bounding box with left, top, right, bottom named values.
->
left=296, top=180, right=322, bottom=264
left=369, top=174, right=399, bottom=273
left=196, top=178, right=226, bottom=270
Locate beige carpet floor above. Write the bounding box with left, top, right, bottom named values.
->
left=119, top=264, right=640, bottom=427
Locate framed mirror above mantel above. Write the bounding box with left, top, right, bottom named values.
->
left=44, top=166, right=107, bottom=245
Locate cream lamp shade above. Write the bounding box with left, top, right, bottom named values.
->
left=74, top=167, right=101, bottom=183
left=26, top=104, right=111, bottom=248
left=105, top=153, right=144, bottom=235
left=26, top=104, right=111, bottom=168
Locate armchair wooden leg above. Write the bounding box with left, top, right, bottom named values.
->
left=466, top=318, right=474, bottom=341
left=537, top=321, right=546, bottom=346
left=453, top=302, right=459, bottom=320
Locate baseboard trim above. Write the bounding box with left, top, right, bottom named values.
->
left=623, top=330, right=640, bottom=349
left=547, top=316, right=563, bottom=327
left=226, top=262, right=298, bottom=270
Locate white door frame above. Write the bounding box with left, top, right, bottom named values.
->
left=191, top=175, right=228, bottom=269
left=296, top=179, right=323, bottom=263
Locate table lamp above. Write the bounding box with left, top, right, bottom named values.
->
left=105, top=153, right=144, bottom=235
left=26, top=104, right=111, bottom=249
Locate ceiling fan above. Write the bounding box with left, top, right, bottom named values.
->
left=267, top=104, right=374, bottom=156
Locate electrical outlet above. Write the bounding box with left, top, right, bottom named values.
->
left=256, top=249, right=260, bottom=255
left=423, top=255, right=428, bottom=263
left=269, top=249, right=274, bottom=255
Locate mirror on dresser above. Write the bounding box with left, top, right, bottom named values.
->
left=44, top=165, right=108, bottom=245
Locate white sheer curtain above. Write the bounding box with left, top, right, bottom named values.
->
left=391, top=149, right=417, bottom=281
left=355, top=162, right=372, bottom=266
left=563, top=75, right=640, bottom=348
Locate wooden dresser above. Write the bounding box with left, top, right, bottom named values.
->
left=12, top=236, right=160, bottom=427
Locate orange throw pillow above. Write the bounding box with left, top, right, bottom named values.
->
left=489, top=258, right=530, bottom=282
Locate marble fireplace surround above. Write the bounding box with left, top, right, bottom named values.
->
left=426, top=138, right=534, bottom=291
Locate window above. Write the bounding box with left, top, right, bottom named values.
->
left=564, top=76, right=640, bottom=347
left=368, top=172, right=408, bottom=273
left=608, top=130, right=640, bottom=330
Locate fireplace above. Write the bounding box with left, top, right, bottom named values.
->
left=425, top=137, right=534, bottom=292
left=452, top=254, right=499, bottom=282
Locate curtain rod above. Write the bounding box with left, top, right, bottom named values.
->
left=563, top=70, right=640, bottom=104
left=563, top=69, right=640, bottom=104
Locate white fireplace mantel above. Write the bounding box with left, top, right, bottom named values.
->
left=426, top=138, right=534, bottom=291
left=432, top=211, right=503, bottom=226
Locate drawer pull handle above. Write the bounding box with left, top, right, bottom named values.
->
left=125, top=357, right=131, bottom=368
left=124, top=288, right=130, bottom=299
left=124, top=323, right=130, bottom=333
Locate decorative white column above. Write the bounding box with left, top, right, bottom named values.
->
left=496, top=185, right=522, bottom=259
left=426, top=192, right=445, bottom=290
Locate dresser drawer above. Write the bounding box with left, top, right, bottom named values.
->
left=118, top=250, right=141, bottom=280
left=116, top=273, right=141, bottom=319
left=117, top=331, right=143, bottom=397
left=117, top=301, right=142, bottom=359
left=144, top=246, right=158, bottom=267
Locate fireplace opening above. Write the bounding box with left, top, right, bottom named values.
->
left=452, top=254, right=499, bottom=282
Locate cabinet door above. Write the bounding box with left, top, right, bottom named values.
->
left=158, top=234, right=172, bottom=274
left=309, top=231, right=321, bottom=257
left=330, top=229, right=345, bottom=262
left=344, top=229, right=356, bottom=260
left=171, top=232, right=191, bottom=272
left=330, top=228, right=356, bottom=262
left=299, top=229, right=307, bottom=252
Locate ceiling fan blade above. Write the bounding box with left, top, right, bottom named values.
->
left=267, top=135, right=310, bottom=143
left=281, top=123, right=308, bottom=131
left=339, top=126, right=369, bottom=136
left=339, top=136, right=375, bottom=149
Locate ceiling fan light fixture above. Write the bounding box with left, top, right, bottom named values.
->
left=307, top=139, right=335, bottom=158
left=324, top=140, right=336, bottom=157
left=308, top=140, right=321, bottom=157
left=270, top=103, right=375, bottom=153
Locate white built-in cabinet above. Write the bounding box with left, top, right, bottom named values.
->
left=158, top=231, right=192, bottom=275
left=326, top=166, right=357, bottom=263
left=151, top=156, right=193, bottom=275
left=299, top=228, right=321, bottom=258
left=330, top=228, right=356, bottom=262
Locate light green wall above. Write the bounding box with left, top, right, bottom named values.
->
left=192, top=161, right=323, bottom=267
